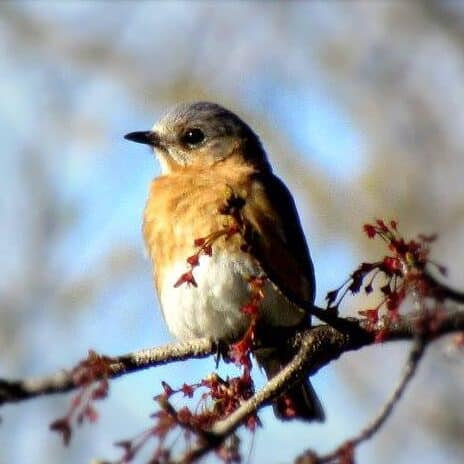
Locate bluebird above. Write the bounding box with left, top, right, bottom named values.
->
left=125, top=102, right=324, bottom=421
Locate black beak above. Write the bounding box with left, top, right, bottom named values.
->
left=124, top=130, right=160, bottom=146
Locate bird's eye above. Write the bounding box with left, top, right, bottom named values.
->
left=181, top=128, right=205, bottom=146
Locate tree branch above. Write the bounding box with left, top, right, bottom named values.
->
left=1, top=313, right=463, bottom=409
left=177, top=312, right=463, bottom=463
left=0, top=307, right=461, bottom=464
left=0, top=337, right=214, bottom=405
left=1, top=310, right=463, bottom=463
left=425, top=271, right=464, bottom=304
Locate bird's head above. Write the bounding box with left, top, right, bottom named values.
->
left=125, top=102, right=270, bottom=173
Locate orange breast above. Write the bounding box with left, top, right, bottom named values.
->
left=143, top=162, right=255, bottom=294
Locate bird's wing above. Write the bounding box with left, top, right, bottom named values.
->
left=241, top=172, right=315, bottom=310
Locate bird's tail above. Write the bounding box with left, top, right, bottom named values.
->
left=256, top=349, right=324, bottom=422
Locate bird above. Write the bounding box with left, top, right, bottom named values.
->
left=124, top=101, right=324, bottom=422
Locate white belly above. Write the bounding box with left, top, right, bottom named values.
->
left=159, top=251, right=305, bottom=341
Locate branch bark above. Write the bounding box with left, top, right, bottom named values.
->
left=0, top=311, right=462, bottom=463
left=1, top=312, right=462, bottom=408
left=0, top=337, right=214, bottom=405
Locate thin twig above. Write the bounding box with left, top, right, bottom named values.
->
left=425, top=271, right=464, bottom=304
left=315, top=337, right=427, bottom=464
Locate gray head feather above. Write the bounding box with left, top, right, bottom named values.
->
left=127, top=102, right=270, bottom=172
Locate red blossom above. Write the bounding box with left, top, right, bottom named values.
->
left=152, top=410, right=177, bottom=439
left=50, top=351, right=111, bottom=445
left=216, top=436, right=241, bottom=464
left=279, top=395, right=298, bottom=418
left=246, top=414, right=260, bottom=431
left=128, top=366, right=257, bottom=462
left=388, top=308, right=400, bottom=323
left=338, top=441, right=355, bottom=464
left=180, top=383, right=195, bottom=398
left=376, top=219, right=388, bottom=232
left=49, top=418, right=72, bottom=446
left=386, top=288, right=405, bottom=318
left=186, top=254, right=200, bottom=266
left=177, top=199, right=248, bottom=292
left=161, top=381, right=174, bottom=397
left=201, top=373, right=220, bottom=390
left=176, top=407, right=193, bottom=424
left=70, top=394, right=82, bottom=409
left=83, top=405, right=98, bottom=423
left=91, top=380, right=108, bottom=400
left=363, top=224, right=377, bottom=238
left=240, top=303, right=259, bottom=315
left=374, top=328, right=389, bottom=343
left=382, top=256, right=402, bottom=274
left=229, top=339, right=252, bottom=369
left=225, top=223, right=240, bottom=239
left=249, top=276, right=265, bottom=289
left=330, top=219, right=448, bottom=342
left=174, top=270, right=197, bottom=288
left=358, top=308, right=379, bottom=325
left=193, top=237, right=205, bottom=247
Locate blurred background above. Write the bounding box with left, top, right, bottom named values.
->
left=1, top=1, right=463, bottom=463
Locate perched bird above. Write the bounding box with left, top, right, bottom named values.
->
left=125, top=102, right=324, bottom=421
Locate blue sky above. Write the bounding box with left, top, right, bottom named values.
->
left=1, top=3, right=460, bottom=464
